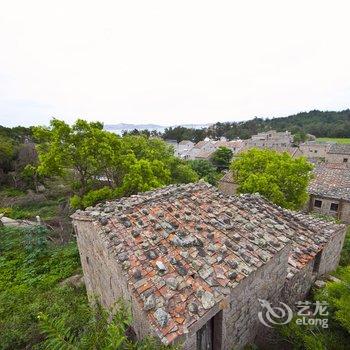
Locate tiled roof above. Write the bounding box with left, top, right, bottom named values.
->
left=327, top=143, right=350, bottom=155
left=72, top=182, right=343, bottom=344
left=309, top=163, right=350, bottom=201
left=194, top=141, right=208, bottom=149
left=179, top=140, right=193, bottom=145
left=195, top=150, right=213, bottom=159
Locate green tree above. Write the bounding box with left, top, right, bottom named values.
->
left=35, top=119, right=198, bottom=208
left=0, top=137, right=15, bottom=173
left=211, top=147, right=233, bottom=171
left=231, top=148, right=313, bottom=210
left=188, top=159, right=219, bottom=185
left=34, top=119, right=112, bottom=195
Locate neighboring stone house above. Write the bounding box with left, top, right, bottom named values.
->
left=217, top=171, right=237, bottom=196
left=299, top=141, right=331, bottom=162
left=308, top=163, right=350, bottom=224
left=325, top=144, right=350, bottom=164
left=245, top=130, right=293, bottom=149
left=72, top=182, right=345, bottom=350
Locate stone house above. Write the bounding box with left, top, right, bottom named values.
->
left=325, top=144, right=350, bottom=164
left=217, top=171, right=237, bottom=196
left=245, top=130, right=293, bottom=149
left=308, top=163, right=350, bottom=224
left=72, top=182, right=345, bottom=350
left=299, top=141, right=331, bottom=162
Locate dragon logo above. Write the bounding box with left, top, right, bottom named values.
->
left=258, top=299, right=293, bottom=327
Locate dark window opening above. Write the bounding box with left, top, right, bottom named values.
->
left=314, top=199, right=322, bottom=208
left=344, top=158, right=348, bottom=163
left=330, top=203, right=339, bottom=212
left=313, top=250, right=322, bottom=273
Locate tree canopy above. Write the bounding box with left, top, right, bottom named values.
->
left=33, top=119, right=198, bottom=208
left=211, top=146, right=233, bottom=171
left=231, top=148, right=313, bottom=210
left=161, top=109, right=350, bottom=142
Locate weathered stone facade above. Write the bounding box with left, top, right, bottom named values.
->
left=325, top=144, right=350, bottom=164
left=299, top=141, right=330, bottom=162
left=72, top=183, right=346, bottom=350
left=308, top=163, right=350, bottom=224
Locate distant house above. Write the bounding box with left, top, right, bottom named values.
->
left=308, top=163, right=350, bottom=223
left=299, top=141, right=331, bottom=162
left=72, top=183, right=346, bottom=349
left=177, top=140, right=195, bottom=160
left=245, top=130, right=293, bottom=149
left=325, top=144, right=350, bottom=164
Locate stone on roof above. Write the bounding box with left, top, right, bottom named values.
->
left=72, top=182, right=344, bottom=344
left=327, top=143, right=350, bottom=155
left=309, top=163, right=350, bottom=201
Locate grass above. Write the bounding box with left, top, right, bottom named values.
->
left=317, top=137, right=350, bottom=144
left=0, top=187, right=26, bottom=197
left=0, top=226, right=85, bottom=350
left=0, top=200, right=60, bottom=220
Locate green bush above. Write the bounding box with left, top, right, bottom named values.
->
left=0, top=207, right=13, bottom=217
left=70, top=187, right=114, bottom=209
left=0, top=225, right=176, bottom=350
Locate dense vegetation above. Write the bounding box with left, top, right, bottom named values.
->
left=1, top=116, right=350, bottom=350
left=32, top=119, right=201, bottom=209
left=161, top=109, right=350, bottom=142
left=231, top=148, right=314, bottom=210
left=277, top=229, right=350, bottom=349
left=0, top=225, right=175, bottom=350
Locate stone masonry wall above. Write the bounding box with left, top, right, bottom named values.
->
left=310, top=196, right=350, bottom=224
left=181, top=246, right=291, bottom=350
left=223, top=247, right=290, bottom=350
left=73, top=220, right=155, bottom=340
left=318, top=227, right=346, bottom=275
left=325, top=153, right=350, bottom=163
left=218, top=181, right=237, bottom=196
left=283, top=227, right=346, bottom=306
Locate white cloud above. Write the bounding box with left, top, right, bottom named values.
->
left=1, top=0, right=350, bottom=126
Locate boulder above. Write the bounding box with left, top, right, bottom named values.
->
left=60, top=274, right=85, bottom=288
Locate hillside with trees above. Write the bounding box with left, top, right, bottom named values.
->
left=162, top=109, right=350, bottom=142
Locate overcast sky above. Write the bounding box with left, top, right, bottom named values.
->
left=1, top=0, right=350, bottom=127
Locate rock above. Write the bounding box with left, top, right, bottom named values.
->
left=37, top=184, right=46, bottom=193
left=144, top=295, right=156, bottom=310
left=154, top=308, right=170, bottom=327
left=314, top=280, right=326, bottom=289
left=201, top=291, right=215, bottom=309
left=117, top=252, right=128, bottom=262
left=100, top=217, right=109, bottom=226
left=189, top=302, right=199, bottom=314
left=227, top=260, right=238, bottom=269
left=60, top=274, right=85, bottom=288
left=165, top=277, right=179, bottom=291
left=133, top=269, right=142, bottom=280
left=327, top=275, right=341, bottom=283
left=156, top=261, right=167, bottom=272
left=228, top=271, right=238, bottom=280
left=198, top=267, right=212, bottom=280
left=131, top=229, right=141, bottom=237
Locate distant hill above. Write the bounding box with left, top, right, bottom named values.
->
left=162, top=109, right=350, bottom=141
left=104, top=122, right=211, bottom=135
